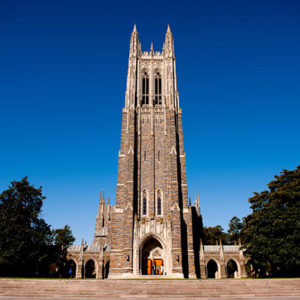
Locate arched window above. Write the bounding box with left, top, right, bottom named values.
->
left=158, top=151, right=160, bottom=162
left=157, top=190, right=162, bottom=216
left=142, top=190, right=147, bottom=216
left=144, top=150, right=147, bottom=162
left=142, top=72, right=149, bottom=105
left=154, top=72, right=162, bottom=105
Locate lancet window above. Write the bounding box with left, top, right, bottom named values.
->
left=142, top=72, right=149, bottom=105
left=154, top=72, right=162, bottom=105
left=157, top=190, right=162, bottom=216
left=142, top=190, right=147, bottom=216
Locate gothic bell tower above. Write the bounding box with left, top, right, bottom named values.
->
left=108, top=25, right=199, bottom=278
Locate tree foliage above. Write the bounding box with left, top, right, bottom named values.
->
left=203, top=217, right=244, bottom=245
left=242, top=166, right=300, bottom=277
left=0, top=177, right=75, bottom=277
left=0, top=177, right=52, bottom=276
left=203, top=225, right=229, bottom=245
left=228, top=216, right=244, bottom=243
left=52, top=225, right=75, bottom=277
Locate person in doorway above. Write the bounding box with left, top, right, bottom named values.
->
left=161, top=265, right=164, bottom=275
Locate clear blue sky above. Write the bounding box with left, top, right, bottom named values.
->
left=0, top=0, right=299, bottom=244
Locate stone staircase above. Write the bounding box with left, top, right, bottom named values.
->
left=0, top=278, right=300, bottom=299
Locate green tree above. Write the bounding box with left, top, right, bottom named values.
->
left=52, top=225, right=75, bottom=277
left=0, top=177, right=52, bottom=276
left=242, top=166, right=300, bottom=277
left=228, top=216, right=244, bottom=243
left=203, top=225, right=229, bottom=245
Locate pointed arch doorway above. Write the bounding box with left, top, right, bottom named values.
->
left=140, top=236, right=164, bottom=275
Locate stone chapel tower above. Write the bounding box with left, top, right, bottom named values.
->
left=67, top=25, right=248, bottom=280
left=108, top=25, right=201, bottom=278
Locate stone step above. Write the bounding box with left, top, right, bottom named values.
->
left=0, top=278, right=299, bottom=299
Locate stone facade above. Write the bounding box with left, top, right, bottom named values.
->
left=67, top=25, right=247, bottom=279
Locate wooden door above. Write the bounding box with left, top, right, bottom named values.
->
left=147, top=259, right=152, bottom=275
left=154, top=259, right=163, bottom=275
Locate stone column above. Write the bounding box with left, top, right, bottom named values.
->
left=200, top=261, right=207, bottom=279
left=96, top=261, right=103, bottom=279
left=220, top=262, right=227, bottom=279
left=240, top=262, right=248, bottom=278
left=76, top=263, right=83, bottom=279
left=133, top=249, right=139, bottom=276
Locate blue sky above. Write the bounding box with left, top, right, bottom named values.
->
left=0, top=0, right=299, bottom=244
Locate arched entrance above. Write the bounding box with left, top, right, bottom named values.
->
left=141, top=236, right=164, bottom=275
left=85, top=259, right=96, bottom=278
left=207, top=259, right=218, bottom=278
left=227, top=259, right=238, bottom=278
left=66, top=259, right=76, bottom=278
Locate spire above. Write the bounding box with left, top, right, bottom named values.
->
left=129, top=24, right=139, bottom=58
left=98, top=190, right=104, bottom=218
left=194, top=191, right=199, bottom=207
left=163, top=24, right=174, bottom=58
left=102, top=191, right=105, bottom=205
left=219, top=238, right=224, bottom=260
left=106, top=196, right=110, bottom=220
left=150, top=42, right=153, bottom=53
left=98, top=191, right=102, bottom=212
